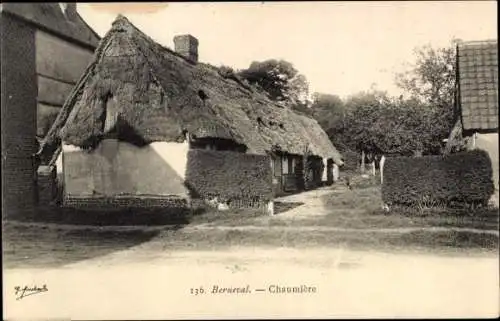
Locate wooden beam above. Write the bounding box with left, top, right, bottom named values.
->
left=37, top=75, right=75, bottom=106
left=35, top=30, right=94, bottom=84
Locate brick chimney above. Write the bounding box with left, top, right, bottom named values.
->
left=59, top=3, right=78, bottom=20
left=173, top=34, right=199, bottom=63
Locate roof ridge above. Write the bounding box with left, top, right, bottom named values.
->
left=459, top=39, right=498, bottom=46
left=107, top=15, right=310, bottom=116
left=107, top=15, right=303, bottom=111
left=110, top=14, right=197, bottom=65
left=1, top=3, right=100, bottom=49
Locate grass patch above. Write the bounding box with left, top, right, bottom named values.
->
left=185, top=201, right=304, bottom=226
left=151, top=227, right=498, bottom=255
left=316, top=184, right=499, bottom=231
left=187, top=207, right=266, bottom=226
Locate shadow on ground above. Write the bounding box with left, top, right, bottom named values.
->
left=2, top=221, right=172, bottom=269
left=13, top=205, right=195, bottom=226
left=2, top=206, right=196, bottom=269
left=273, top=201, right=305, bottom=215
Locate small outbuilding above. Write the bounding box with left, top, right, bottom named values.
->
left=445, top=39, right=498, bottom=205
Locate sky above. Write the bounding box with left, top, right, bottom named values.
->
left=78, top=1, right=497, bottom=99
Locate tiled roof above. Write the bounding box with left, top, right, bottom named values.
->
left=1, top=3, right=100, bottom=49
left=457, top=40, right=498, bottom=132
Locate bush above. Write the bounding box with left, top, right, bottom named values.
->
left=382, top=150, right=495, bottom=207
left=185, top=149, right=273, bottom=206
left=340, top=149, right=359, bottom=172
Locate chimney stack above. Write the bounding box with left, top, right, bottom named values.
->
left=59, top=3, right=78, bottom=20
left=173, top=34, right=199, bottom=63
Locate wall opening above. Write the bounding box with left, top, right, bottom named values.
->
left=100, top=92, right=118, bottom=137
left=189, top=137, right=247, bottom=153
left=198, top=89, right=208, bottom=101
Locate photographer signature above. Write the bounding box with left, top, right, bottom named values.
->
left=14, top=285, right=48, bottom=300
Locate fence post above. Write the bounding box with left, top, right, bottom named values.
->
left=380, top=155, right=385, bottom=185
left=266, top=200, right=274, bottom=216
left=360, top=150, right=365, bottom=173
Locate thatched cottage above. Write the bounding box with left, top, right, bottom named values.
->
left=1, top=3, right=100, bottom=218
left=446, top=39, right=498, bottom=204
left=36, top=15, right=343, bottom=211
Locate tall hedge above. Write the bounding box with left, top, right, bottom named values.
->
left=185, top=149, right=273, bottom=206
left=382, top=150, right=494, bottom=206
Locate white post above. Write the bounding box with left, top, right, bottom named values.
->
left=322, top=157, right=328, bottom=182
left=333, top=164, right=339, bottom=182
left=360, top=150, right=365, bottom=173
left=380, top=155, right=385, bottom=185
left=267, top=201, right=274, bottom=216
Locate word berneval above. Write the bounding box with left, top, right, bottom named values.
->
left=211, top=284, right=317, bottom=294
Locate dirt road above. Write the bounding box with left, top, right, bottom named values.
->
left=3, top=184, right=499, bottom=318
left=3, top=246, right=499, bottom=319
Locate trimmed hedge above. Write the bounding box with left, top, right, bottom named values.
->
left=185, top=149, right=273, bottom=206
left=382, top=150, right=495, bottom=206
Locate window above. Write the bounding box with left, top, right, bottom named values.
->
left=273, top=155, right=282, bottom=176
left=282, top=156, right=289, bottom=174
left=282, top=155, right=297, bottom=174
left=291, top=157, right=297, bottom=174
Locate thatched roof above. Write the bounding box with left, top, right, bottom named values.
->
left=37, top=15, right=343, bottom=164
left=457, top=40, right=498, bottom=133
left=1, top=3, right=100, bottom=49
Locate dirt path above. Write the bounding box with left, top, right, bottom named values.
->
left=3, top=184, right=499, bottom=318
left=273, top=186, right=336, bottom=219
left=3, top=247, right=499, bottom=319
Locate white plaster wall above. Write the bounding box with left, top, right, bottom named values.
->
left=322, top=158, right=328, bottom=181
left=62, top=139, right=189, bottom=197
left=333, top=164, right=339, bottom=182
left=149, top=141, right=189, bottom=180
left=56, top=152, right=63, bottom=174
left=475, top=133, right=499, bottom=193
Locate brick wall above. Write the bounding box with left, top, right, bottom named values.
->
left=63, top=195, right=188, bottom=210
left=37, top=165, right=57, bottom=206
left=1, top=15, right=38, bottom=218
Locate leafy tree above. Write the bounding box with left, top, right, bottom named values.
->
left=336, top=91, right=444, bottom=157
left=395, top=39, right=460, bottom=136
left=310, top=93, right=345, bottom=133
left=238, top=59, right=310, bottom=106
left=341, top=90, right=392, bottom=153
